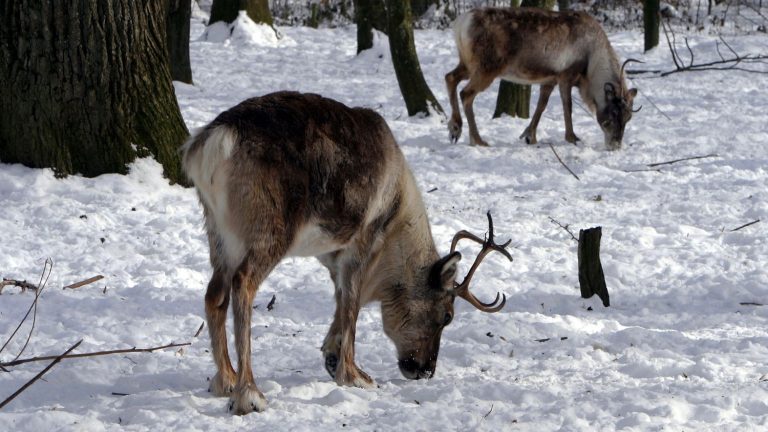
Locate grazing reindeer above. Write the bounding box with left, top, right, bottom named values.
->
left=445, top=7, right=640, bottom=149
left=182, top=91, right=511, bottom=415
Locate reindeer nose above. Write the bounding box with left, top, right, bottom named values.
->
left=398, top=358, right=435, bottom=380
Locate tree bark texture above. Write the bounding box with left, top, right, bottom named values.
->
left=492, top=0, right=554, bottom=119
left=167, top=0, right=193, bottom=84
left=0, top=0, right=189, bottom=184
left=385, top=0, right=443, bottom=116
left=644, top=0, right=660, bottom=52
left=210, top=0, right=274, bottom=26
left=577, top=227, right=610, bottom=307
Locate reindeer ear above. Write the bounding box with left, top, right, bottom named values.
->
left=627, top=88, right=638, bottom=100
left=429, top=252, right=462, bottom=291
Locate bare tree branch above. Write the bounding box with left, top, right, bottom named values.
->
left=548, top=143, right=580, bottom=180
left=0, top=259, right=53, bottom=359
left=0, top=279, right=38, bottom=295
left=0, top=341, right=191, bottom=368
left=0, top=339, right=82, bottom=410
left=647, top=154, right=719, bottom=167
left=548, top=216, right=578, bottom=242
left=730, top=219, right=761, bottom=232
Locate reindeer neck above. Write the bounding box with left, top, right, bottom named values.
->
left=585, top=37, right=622, bottom=111
left=366, top=169, right=439, bottom=303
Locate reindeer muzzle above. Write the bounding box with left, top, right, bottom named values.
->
left=398, top=358, right=436, bottom=380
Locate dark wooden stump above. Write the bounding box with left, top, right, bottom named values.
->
left=577, top=227, right=610, bottom=307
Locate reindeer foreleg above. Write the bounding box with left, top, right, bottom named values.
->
left=460, top=74, right=494, bottom=147
left=520, top=84, right=554, bottom=145
left=324, top=249, right=376, bottom=389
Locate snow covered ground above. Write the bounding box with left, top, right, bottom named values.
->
left=1, top=16, right=767, bottom=431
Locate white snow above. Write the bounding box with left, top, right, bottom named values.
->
left=1, top=15, right=767, bottom=431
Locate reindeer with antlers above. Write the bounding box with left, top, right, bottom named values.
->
left=182, top=91, right=511, bottom=415
left=445, top=7, right=640, bottom=149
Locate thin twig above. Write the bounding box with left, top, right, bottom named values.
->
left=483, top=403, right=494, bottom=419
left=730, top=219, right=760, bottom=232
left=647, top=154, right=718, bottom=167
left=0, top=342, right=190, bottom=368
left=194, top=322, right=205, bottom=338
left=63, top=275, right=104, bottom=290
left=266, top=294, right=276, bottom=311
left=739, top=302, right=764, bottom=306
left=548, top=217, right=578, bottom=242
left=13, top=261, right=53, bottom=362
left=0, top=259, right=53, bottom=358
left=623, top=168, right=662, bottom=173
left=548, top=143, right=580, bottom=180
left=0, top=339, right=82, bottom=410
left=0, top=279, right=38, bottom=295
left=642, top=93, right=672, bottom=121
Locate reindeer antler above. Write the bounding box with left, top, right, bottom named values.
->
left=449, top=211, right=512, bottom=313
left=620, top=58, right=644, bottom=77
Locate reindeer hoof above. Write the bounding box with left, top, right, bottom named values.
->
left=565, top=133, right=581, bottom=144
left=324, top=353, right=338, bottom=379
left=448, top=121, right=462, bottom=144
left=519, top=128, right=537, bottom=145
left=208, top=371, right=236, bottom=397
left=335, top=364, right=375, bottom=389
left=229, top=383, right=268, bottom=415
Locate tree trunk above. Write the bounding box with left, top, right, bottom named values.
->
left=493, top=0, right=554, bottom=119
left=493, top=81, right=530, bottom=118
left=167, top=0, right=193, bottom=84
left=385, top=0, right=443, bottom=116
left=644, top=0, right=660, bottom=52
left=210, top=0, right=274, bottom=26
left=0, top=0, right=189, bottom=184
left=557, top=0, right=570, bottom=11
left=411, top=0, right=438, bottom=18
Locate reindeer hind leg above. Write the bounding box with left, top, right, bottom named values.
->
left=445, top=62, right=469, bottom=144
left=205, top=268, right=237, bottom=397
left=229, top=251, right=283, bottom=415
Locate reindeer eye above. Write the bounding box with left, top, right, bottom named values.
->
left=443, top=312, right=453, bottom=326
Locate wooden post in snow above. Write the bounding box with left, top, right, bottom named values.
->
left=577, top=227, right=610, bottom=307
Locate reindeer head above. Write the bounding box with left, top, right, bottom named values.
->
left=597, top=59, right=640, bottom=150
left=381, top=212, right=510, bottom=380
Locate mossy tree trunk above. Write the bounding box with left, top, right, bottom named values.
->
left=386, top=0, right=443, bottom=116
left=210, top=0, right=274, bottom=26
left=493, top=0, right=555, bottom=119
left=167, top=0, right=193, bottom=84
left=644, top=0, right=660, bottom=52
left=0, top=0, right=189, bottom=184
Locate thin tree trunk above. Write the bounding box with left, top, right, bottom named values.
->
left=644, top=0, right=660, bottom=51
left=355, top=0, right=375, bottom=52
left=0, top=0, right=189, bottom=184
left=210, top=0, right=274, bottom=26
left=386, top=0, right=444, bottom=116
left=167, top=0, right=193, bottom=84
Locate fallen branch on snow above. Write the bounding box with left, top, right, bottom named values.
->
left=0, top=339, right=82, bottom=410
left=0, top=341, right=191, bottom=369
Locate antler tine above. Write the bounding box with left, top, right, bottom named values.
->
left=620, top=58, right=644, bottom=77
left=453, top=211, right=512, bottom=313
